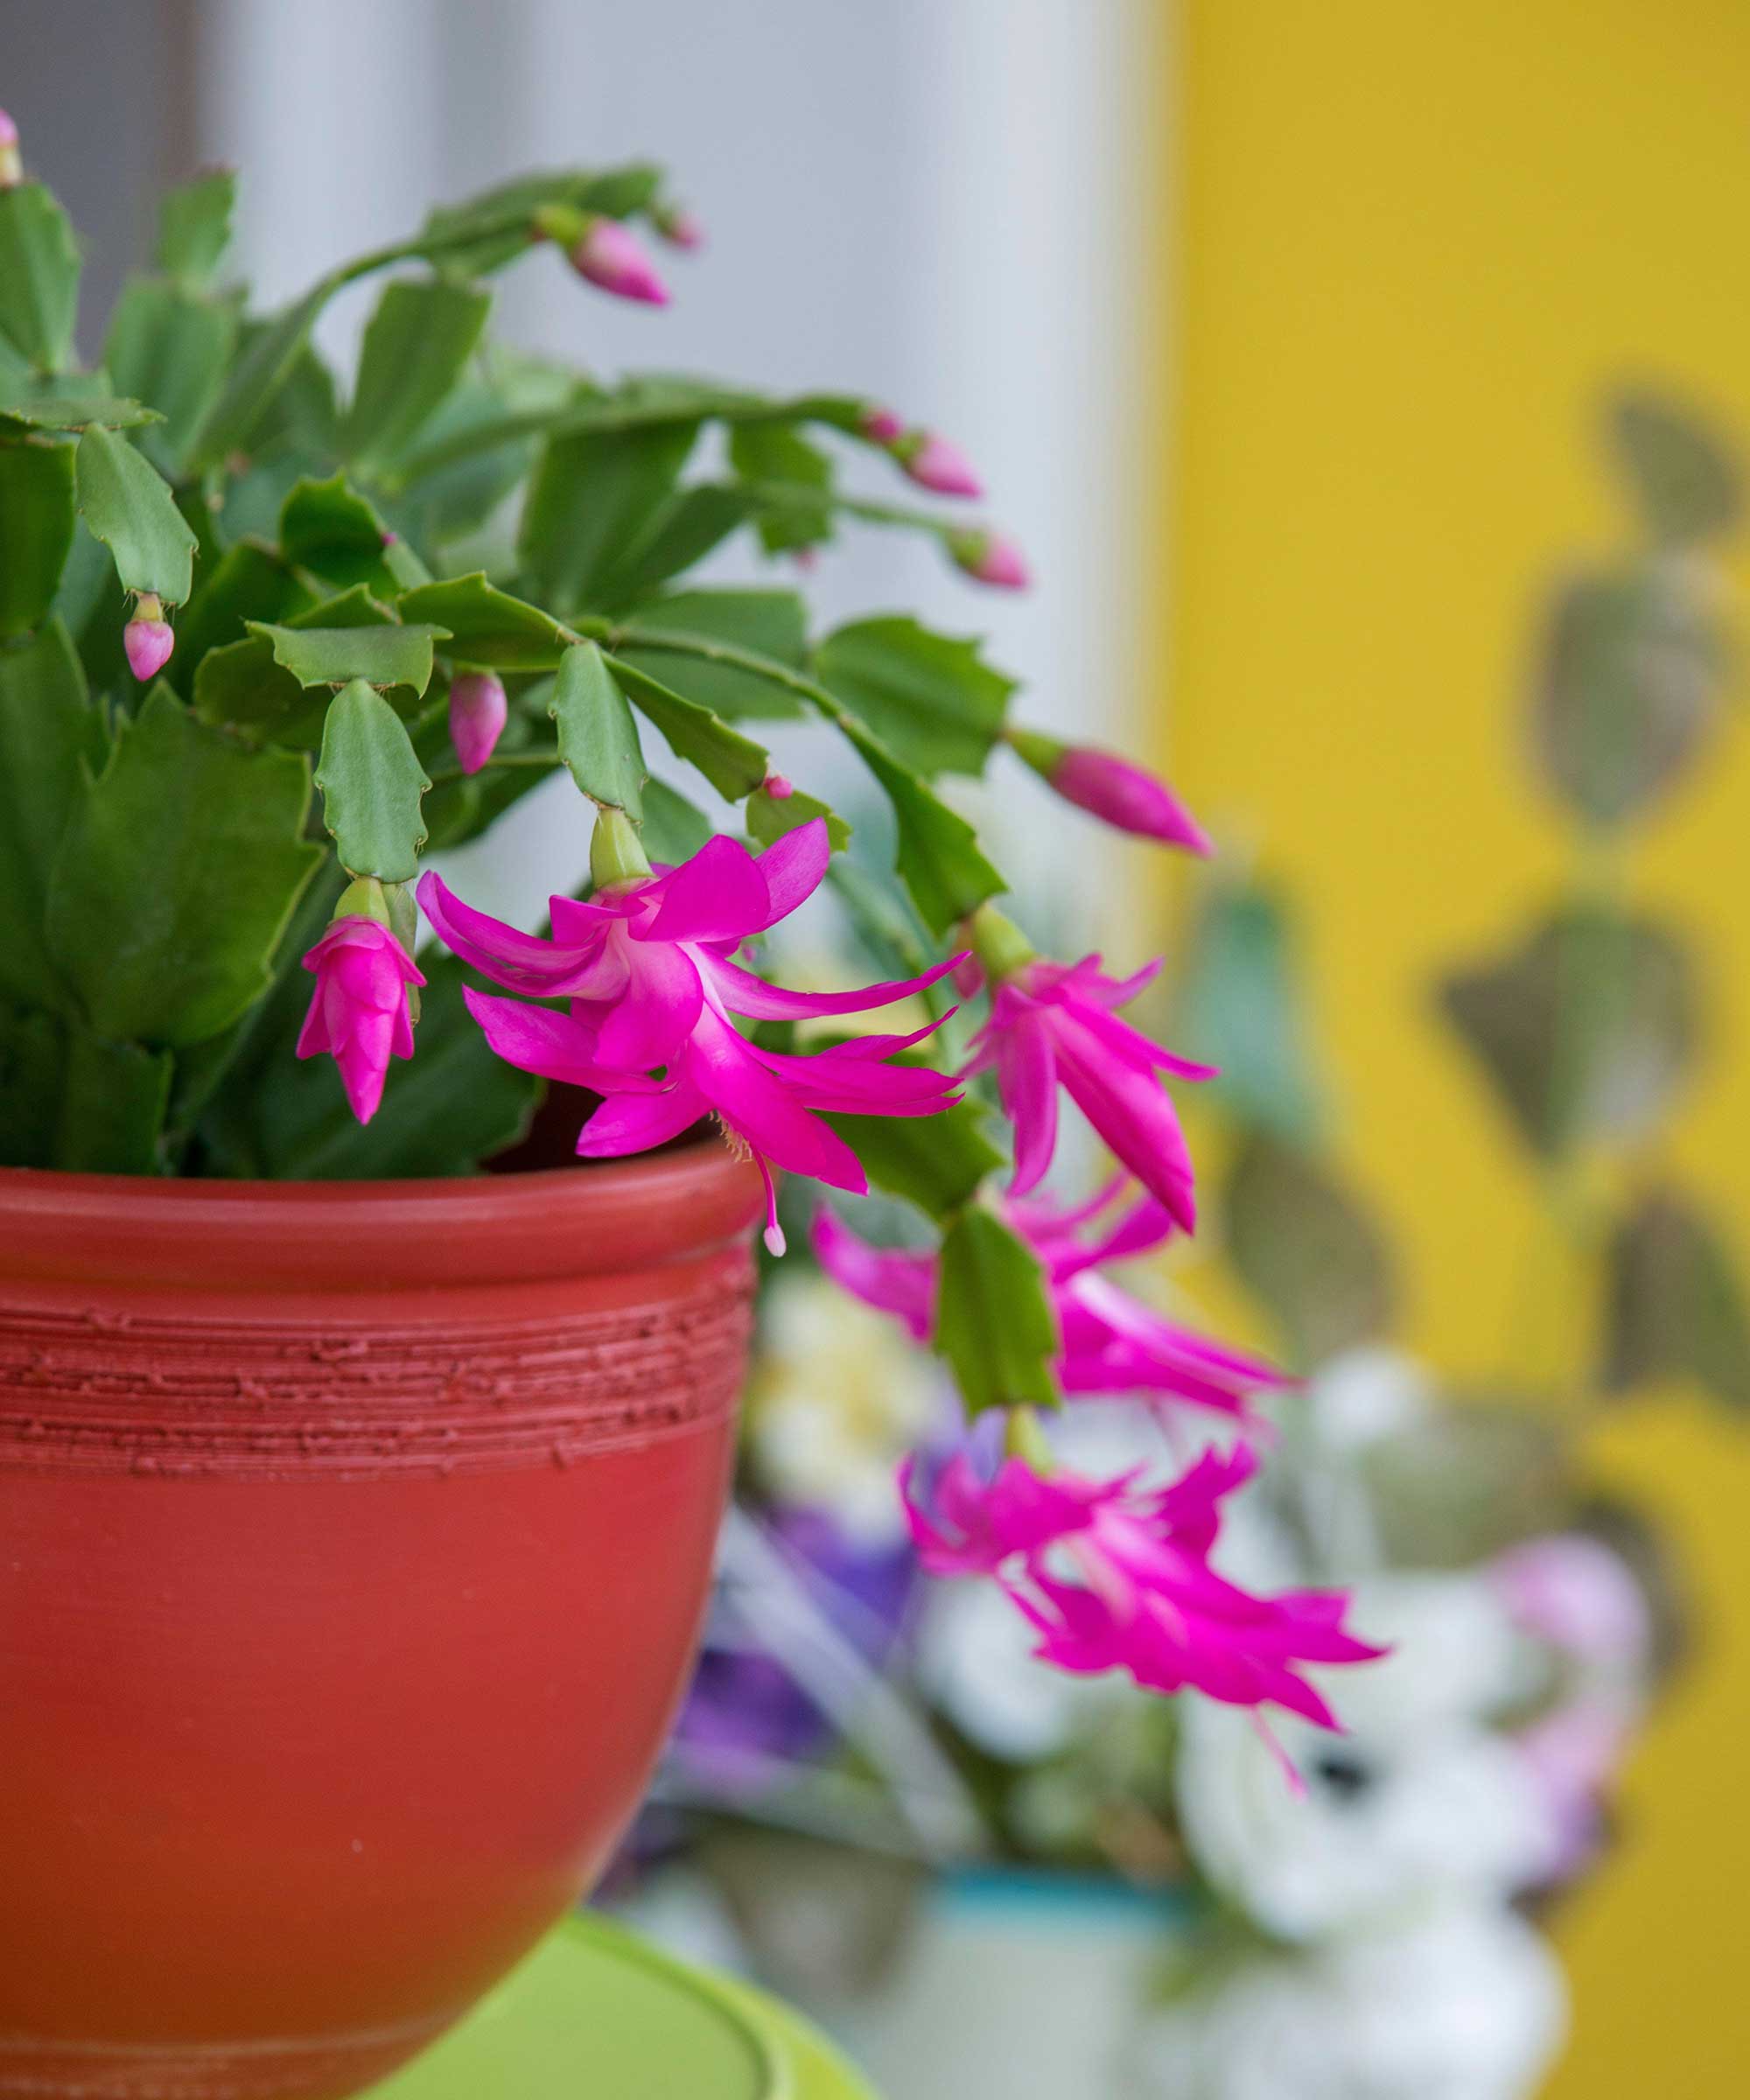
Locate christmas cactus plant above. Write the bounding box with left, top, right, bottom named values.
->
left=0, top=122, right=1379, bottom=1750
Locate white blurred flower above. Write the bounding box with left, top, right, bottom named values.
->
left=1304, top=1347, right=1437, bottom=1453
left=1176, top=1574, right=1555, bottom=1941
left=745, top=1272, right=941, bottom=1544
left=914, top=1572, right=1120, bottom=1762
left=1129, top=1902, right=1566, bottom=2100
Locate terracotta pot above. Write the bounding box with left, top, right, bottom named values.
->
left=0, top=1139, right=762, bottom=2100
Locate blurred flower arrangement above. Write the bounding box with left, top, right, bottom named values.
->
left=615, top=391, right=1743, bottom=2099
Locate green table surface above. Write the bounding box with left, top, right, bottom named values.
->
left=367, top=1913, right=878, bottom=2099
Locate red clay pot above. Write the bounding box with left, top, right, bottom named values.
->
left=0, top=1139, right=762, bottom=2100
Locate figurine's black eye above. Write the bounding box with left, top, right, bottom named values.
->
left=1312, top=1751, right=1374, bottom=1802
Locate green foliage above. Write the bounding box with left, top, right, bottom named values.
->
left=825, top=1099, right=1004, bottom=1223
left=0, top=439, right=77, bottom=636
left=103, top=279, right=237, bottom=478
left=605, top=653, right=770, bottom=800
left=46, top=685, right=321, bottom=1047
left=934, top=1206, right=1061, bottom=1413
left=747, top=781, right=850, bottom=853
left=341, top=277, right=492, bottom=470
left=1440, top=907, right=1695, bottom=1160
left=249, top=616, right=446, bottom=699
left=834, top=717, right=1003, bottom=934
left=314, top=680, right=431, bottom=880
left=1224, top=1133, right=1396, bottom=1367
left=1176, top=877, right=1323, bottom=1143
left=397, top=572, right=574, bottom=668
left=155, top=168, right=238, bottom=289
left=1608, top=389, right=1740, bottom=548
left=616, top=588, right=809, bottom=718
left=75, top=424, right=199, bottom=603
left=0, top=183, right=81, bottom=373
left=0, top=998, right=172, bottom=1173
left=519, top=421, right=697, bottom=609
left=549, top=643, right=646, bottom=818
left=1603, top=1189, right=1750, bottom=1411
left=0, top=620, right=104, bottom=1009
left=815, top=617, right=1015, bottom=778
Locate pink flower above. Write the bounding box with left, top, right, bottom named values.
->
left=900, top=1443, right=1383, bottom=1723
left=1011, top=730, right=1212, bottom=855
left=123, top=595, right=174, bottom=682
left=1492, top=1536, right=1652, bottom=1671
left=569, top=216, right=670, bottom=305
left=815, top=1180, right=1285, bottom=1424
left=418, top=820, right=964, bottom=1252
left=0, top=108, right=19, bottom=189
left=448, top=670, right=509, bottom=775
left=961, top=951, right=1214, bottom=1226
left=948, top=528, right=1030, bottom=589
left=296, top=915, right=425, bottom=1125
left=894, top=430, right=984, bottom=500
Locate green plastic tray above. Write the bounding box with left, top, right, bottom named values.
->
left=367, top=1913, right=877, bottom=2099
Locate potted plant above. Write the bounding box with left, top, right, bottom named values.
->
left=0, top=113, right=1381, bottom=2100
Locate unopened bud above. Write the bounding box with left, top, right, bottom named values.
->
left=448, top=670, right=509, bottom=776
left=947, top=528, right=1030, bottom=591
left=1007, top=727, right=1212, bottom=855
left=123, top=594, right=174, bottom=682
left=763, top=771, right=796, bottom=801
left=859, top=405, right=906, bottom=445
left=567, top=214, right=670, bottom=305
left=654, top=201, right=704, bottom=251
left=0, top=109, right=19, bottom=190
left=892, top=429, right=983, bottom=499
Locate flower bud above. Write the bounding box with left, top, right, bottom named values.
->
left=948, top=528, right=1030, bottom=591
left=654, top=201, right=704, bottom=250
left=0, top=109, right=19, bottom=190
left=763, top=770, right=795, bottom=801
left=892, top=429, right=983, bottom=499
left=858, top=405, right=906, bottom=445
left=1007, top=727, right=1212, bottom=855
left=448, top=670, right=509, bottom=776
left=590, top=805, right=654, bottom=889
left=123, top=594, right=175, bottom=682
left=570, top=215, right=670, bottom=305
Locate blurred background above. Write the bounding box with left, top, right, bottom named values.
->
left=8, top=0, right=1750, bottom=2091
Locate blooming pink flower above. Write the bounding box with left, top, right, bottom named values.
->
left=815, top=1180, right=1285, bottom=1424
left=962, top=952, right=1214, bottom=1226
left=418, top=820, right=964, bottom=1252
left=296, top=915, right=425, bottom=1125
left=1012, top=731, right=1213, bottom=855
left=900, top=1442, right=1383, bottom=1723
left=948, top=528, right=1030, bottom=589
left=123, top=596, right=174, bottom=682
left=568, top=216, right=670, bottom=304
left=895, top=430, right=984, bottom=500
left=448, top=670, right=509, bottom=776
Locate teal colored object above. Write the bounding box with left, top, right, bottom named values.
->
left=367, top=1914, right=878, bottom=2100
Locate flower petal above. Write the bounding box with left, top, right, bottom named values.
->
left=750, top=816, right=831, bottom=928
left=640, top=833, right=771, bottom=945
left=418, top=872, right=602, bottom=995
left=705, top=951, right=962, bottom=1021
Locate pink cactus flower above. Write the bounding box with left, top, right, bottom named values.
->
left=1011, top=730, right=1212, bottom=855
left=948, top=528, right=1030, bottom=590
left=815, top=1180, right=1286, bottom=1423
left=961, top=948, right=1214, bottom=1227
left=417, top=820, right=965, bottom=1253
left=569, top=215, right=670, bottom=305
left=296, top=915, right=425, bottom=1126
left=0, top=108, right=19, bottom=189
left=894, top=430, right=984, bottom=499
left=900, top=1442, right=1384, bottom=1722
left=859, top=405, right=906, bottom=445
left=448, top=670, right=509, bottom=776
left=123, top=595, right=174, bottom=682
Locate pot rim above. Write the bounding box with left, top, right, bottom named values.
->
left=0, top=1134, right=765, bottom=1290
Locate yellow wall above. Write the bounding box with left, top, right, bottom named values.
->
left=1168, top=3, right=1750, bottom=2088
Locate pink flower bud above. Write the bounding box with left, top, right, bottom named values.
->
left=895, top=430, right=983, bottom=499
left=763, top=771, right=795, bottom=800
left=123, top=596, right=175, bottom=682
left=296, top=911, right=425, bottom=1126
left=654, top=203, right=704, bottom=251
left=1014, top=732, right=1212, bottom=855
left=0, top=109, right=19, bottom=190
left=948, top=529, right=1031, bottom=591
left=570, top=216, right=670, bottom=305
left=859, top=405, right=906, bottom=445
left=449, top=670, right=509, bottom=776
